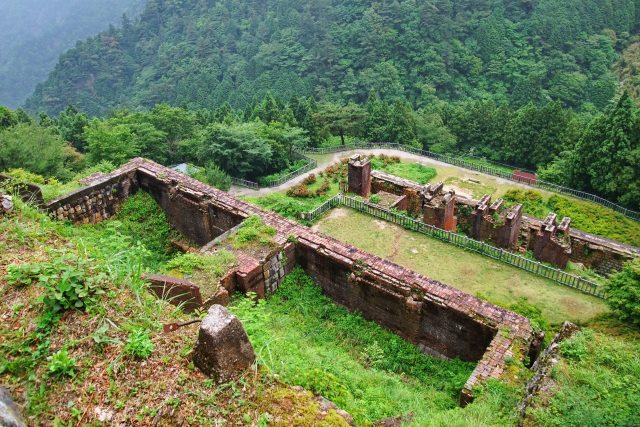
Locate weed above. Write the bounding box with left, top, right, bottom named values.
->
left=230, top=215, right=277, bottom=248
left=47, top=349, right=77, bottom=378
left=123, top=328, right=155, bottom=359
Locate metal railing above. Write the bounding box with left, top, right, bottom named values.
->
left=299, top=142, right=640, bottom=222
left=231, top=153, right=317, bottom=189
left=231, top=177, right=259, bottom=190
left=305, top=193, right=606, bottom=299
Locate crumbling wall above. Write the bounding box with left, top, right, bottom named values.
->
left=46, top=164, right=139, bottom=223
left=48, top=158, right=538, bottom=405
left=363, top=163, right=637, bottom=270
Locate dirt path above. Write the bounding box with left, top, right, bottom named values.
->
left=229, top=148, right=544, bottom=198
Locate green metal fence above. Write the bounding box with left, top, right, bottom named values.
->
left=231, top=153, right=317, bottom=189
left=305, top=193, right=606, bottom=299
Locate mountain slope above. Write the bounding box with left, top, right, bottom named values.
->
left=0, top=0, right=145, bottom=108
left=26, top=0, right=640, bottom=116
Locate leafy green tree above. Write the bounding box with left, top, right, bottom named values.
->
left=572, top=93, right=640, bottom=209
left=85, top=120, right=141, bottom=166
left=57, top=105, right=89, bottom=152
left=193, top=162, right=232, bottom=191
left=503, top=102, right=579, bottom=169
left=194, top=123, right=272, bottom=179
left=314, top=102, right=366, bottom=145
left=0, top=107, right=18, bottom=130
left=605, top=259, right=640, bottom=326
left=0, top=123, right=80, bottom=179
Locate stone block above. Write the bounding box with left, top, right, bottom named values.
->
left=0, top=386, right=27, bottom=427
left=143, top=273, right=203, bottom=313
left=193, top=305, right=256, bottom=382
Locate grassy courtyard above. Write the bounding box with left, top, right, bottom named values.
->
left=314, top=208, right=609, bottom=325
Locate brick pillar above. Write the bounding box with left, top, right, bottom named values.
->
left=422, top=183, right=457, bottom=232
left=348, top=154, right=372, bottom=197
left=532, top=213, right=571, bottom=268
left=470, top=195, right=492, bottom=241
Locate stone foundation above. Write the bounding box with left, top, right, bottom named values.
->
left=364, top=163, right=638, bottom=272
left=48, top=158, right=539, bottom=404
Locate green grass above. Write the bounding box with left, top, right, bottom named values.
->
left=527, top=327, right=640, bottom=426
left=503, top=190, right=640, bottom=246
left=370, top=157, right=437, bottom=184
left=230, top=268, right=488, bottom=426
left=314, top=208, right=609, bottom=325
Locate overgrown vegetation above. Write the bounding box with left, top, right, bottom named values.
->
left=228, top=215, right=277, bottom=249
left=527, top=328, right=640, bottom=426
left=230, top=267, right=479, bottom=425
left=503, top=189, right=640, bottom=246
left=605, top=259, right=640, bottom=326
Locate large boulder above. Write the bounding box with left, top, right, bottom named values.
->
left=0, top=386, right=27, bottom=427
left=193, top=305, right=255, bottom=383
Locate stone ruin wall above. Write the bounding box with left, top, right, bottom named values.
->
left=42, top=158, right=540, bottom=406
left=365, top=168, right=638, bottom=274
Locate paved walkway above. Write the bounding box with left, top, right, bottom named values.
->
left=229, top=148, right=526, bottom=197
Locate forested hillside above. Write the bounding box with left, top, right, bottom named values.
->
left=26, top=0, right=640, bottom=116
left=0, top=0, right=145, bottom=108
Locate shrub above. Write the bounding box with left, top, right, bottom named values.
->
left=197, top=162, right=231, bottom=191
left=369, top=194, right=381, bottom=204
left=124, top=328, right=154, bottom=359
left=302, top=173, right=317, bottom=186
left=604, top=259, right=640, bottom=326
left=47, top=349, right=77, bottom=378
left=314, top=179, right=331, bottom=197
left=287, top=184, right=313, bottom=198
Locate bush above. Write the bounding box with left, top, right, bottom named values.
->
left=314, top=179, right=331, bottom=196
left=287, top=184, right=313, bottom=198
left=7, top=256, right=105, bottom=313
left=194, top=162, right=231, bottom=191
left=604, top=259, right=640, bottom=326
left=302, top=173, right=317, bottom=185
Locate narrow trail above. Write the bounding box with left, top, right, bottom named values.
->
left=229, top=148, right=531, bottom=197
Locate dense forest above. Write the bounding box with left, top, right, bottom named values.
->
left=3, top=89, right=640, bottom=209
left=26, top=0, right=640, bottom=116
left=0, top=0, right=145, bottom=108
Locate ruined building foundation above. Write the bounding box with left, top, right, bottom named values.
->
left=46, top=158, right=541, bottom=405
left=349, top=158, right=638, bottom=274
